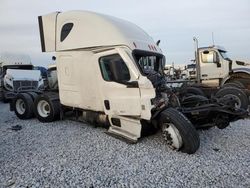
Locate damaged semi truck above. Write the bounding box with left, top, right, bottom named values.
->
left=11, top=11, right=247, bottom=154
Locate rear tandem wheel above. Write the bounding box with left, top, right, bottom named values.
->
left=13, top=93, right=34, bottom=119
left=34, top=93, right=60, bottom=122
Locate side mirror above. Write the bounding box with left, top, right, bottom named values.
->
left=213, top=52, right=219, bottom=63
left=213, top=52, right=221, bottom=67
left=156, top=40, right=161, bottom=46
left=161, top=57, right=166, bottom=69
left=52, top=56, right=56, bottom=61
left=122, top=80, right=139, bottom=88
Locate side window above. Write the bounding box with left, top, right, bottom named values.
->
left=99, top=54, right=130, bottom=82
left=60, top=23, right=74, bottom=42
left=201, top=50, right=218, bottom=63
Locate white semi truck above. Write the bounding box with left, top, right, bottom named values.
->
left=187, top=38, right=250, bottom=89
left=0, top=53, right=44, bottom=102
left=10, top=11, right=247, bottom=154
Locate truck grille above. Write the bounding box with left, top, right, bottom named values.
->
left=189, top=71, right=196, bottom=75
left=13, top=80, right=39, bottom=91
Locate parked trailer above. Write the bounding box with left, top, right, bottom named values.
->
left=11, top=11, right=247, bottom=154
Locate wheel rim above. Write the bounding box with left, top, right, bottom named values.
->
left=222, top=94, right=241, bottom=109
left=162, top=123, right=183, bottom=150
left=37, top=100, right=51, bottom=118
left=16, top=99, right=26, bottom=115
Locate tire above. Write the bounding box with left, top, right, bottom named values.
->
left=181, top=87, right=205, bottom=100
left=27, top=92, right=38, bottom=101
left=181, top=95, right=209, bottom=107
left=215, top=87, right=249, bottom=110
left=2, top=96, right=9, bottom=103
left=223, top=80, right=245, bottom=89
left=13, top=93, right=34, bottom=119
left=34, top=93, right=60, bottom=122
left=159, top=108, right=200, bottom=154
left=185, top=87, right=205, bottom=96
left=2, top=91, right=9, bottom=103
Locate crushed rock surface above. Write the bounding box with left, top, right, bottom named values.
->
left=0, top=102, right=250, bottom=187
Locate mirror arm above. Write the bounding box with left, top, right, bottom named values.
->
left=117, top=80, right=139, bottom=88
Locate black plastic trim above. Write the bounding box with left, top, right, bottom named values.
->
left=104, top=100, right=110, bottom=110
left=111, top=118, right=121, bottom=127
left=38, top=16, right=45, bottom=52
left=132, top=49, right=164, bottom=76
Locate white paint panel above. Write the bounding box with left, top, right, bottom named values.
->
left=108, top=116, right=142, bottom=140
left=57, top=51, right=103, bottom=111
left=138, top=76, right=155, bottom=120
left=40, top=12, right=59, bottom=52
left=0, top=53, right=31, bottom=66
left=52, top=11, right=161, bottom=53
left=103, top=82, right=141, bottom=116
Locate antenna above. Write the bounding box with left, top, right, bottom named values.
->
left=212, top=32, right=215, bottom=46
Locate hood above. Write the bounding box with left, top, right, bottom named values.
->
left=5, top=69, right=41, bottom=81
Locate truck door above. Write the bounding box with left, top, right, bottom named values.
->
left=97, top=48, right=141, bottom=117
left=199, top=49, right=228, bottom=87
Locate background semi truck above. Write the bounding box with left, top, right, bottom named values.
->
left=0, top=53, right=44, bottom=102
left=162, top=38, right=250, bottom=110
left=10, top=11, right=247, bottom=154
left=184, top=38, right=250, bottom=90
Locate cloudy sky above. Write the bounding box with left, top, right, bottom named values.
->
left=0, top=0, right=249, bottom=67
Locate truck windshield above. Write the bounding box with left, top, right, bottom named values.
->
left=219, top=50, right=230, bottom=60
left=187, top=64, right=196, bottom=69
left=133, top=50, right=165, bottom=75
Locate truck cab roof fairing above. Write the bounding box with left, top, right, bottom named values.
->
left=39, top=10, right=161, bottom=53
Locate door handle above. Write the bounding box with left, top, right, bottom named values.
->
left=202, top=74, right=208, bottom=77
left=104, top=100, right=110, bottom=110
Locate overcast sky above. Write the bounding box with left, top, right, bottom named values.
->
left=0, top=0, right=249, bottom=67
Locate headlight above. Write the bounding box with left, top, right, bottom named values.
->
left=5, top=83, right=13, bottom=90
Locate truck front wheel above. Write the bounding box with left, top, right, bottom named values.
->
left=159, top=108, right=200, bottom=154
left=34, top=93, right=60, bottom=122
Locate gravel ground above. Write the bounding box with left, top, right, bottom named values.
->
left=0, top=102, right=250, bottom=188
